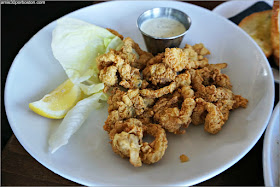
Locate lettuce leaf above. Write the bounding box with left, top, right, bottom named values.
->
left=48, top=18, right=123, bottom=153
left=49, top=92, right=106, bottom=153
left=51, top=17, right=123, bottom=94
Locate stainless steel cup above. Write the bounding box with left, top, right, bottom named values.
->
left=137, top=7, right=191, bottom=55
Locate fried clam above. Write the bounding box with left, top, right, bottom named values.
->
left=203, top=100, right=225, bottom=134
left=143, top=53, right=175, bottom=86
left=191, top=43, right=211, bottom=56
left=104, top=88, right=154, bottom=132
left=163, top=44, right=210, bottom=72
left=140, top=123, right=168, bottom=164
left=97, top=37, right=153, bottom=91
left=136, top=108, right=154, bottom=125
left=109, top=118, right=144, bottom=167
left=189, top=63, right=232, bottom=91
left=191, top=96, right=248, bottom=134
left=142, top=43, right=210, bottom=86
left=191, top=82, right=248, bottom=123
left=143, top=62, right=177, bottom=86
left=140, top=71, right=191, bottom=98
left=97, top=49, right=142, bottom=91
left=121, top=37, right=154, bottom=70
left=232, top=95, right=249, bottom=109
left=97, top=36, right=249, bottom=166
left=195, top=85, right=234, bottom=103
left=140, top=81, right=177, bottom=99
left=197, top=86, right=248, bottom=122
left=153, top=86, right=196, bottom=134
left=191, top=98, right=207, bottom=125
left=190, top=98, right=224, bottom=134
left=109, top=119, right=168, bottom=167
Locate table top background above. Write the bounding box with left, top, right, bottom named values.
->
left=1, top=1, right=279, bottom=186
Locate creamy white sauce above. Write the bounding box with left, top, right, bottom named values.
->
left=141, top=17, right=186, bottom=38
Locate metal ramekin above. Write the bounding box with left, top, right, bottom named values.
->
left=137, top=7, right=191, bottom=55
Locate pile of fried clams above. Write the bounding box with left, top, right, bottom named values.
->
left=97, top=31, right=248, bottom=167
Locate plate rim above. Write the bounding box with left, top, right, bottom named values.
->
left=263, top=102, right=280, bottom=186
left=4, top=1, right=276, bottom=186
left=212, top=0, right=274, bottom=14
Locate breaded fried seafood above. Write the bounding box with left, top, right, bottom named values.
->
left=98, top=34, right=248, bottom=167
left=109, top=119, right=168, bottom=167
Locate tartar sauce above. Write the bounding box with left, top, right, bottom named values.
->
left=141, top=17, right=186, bottom=38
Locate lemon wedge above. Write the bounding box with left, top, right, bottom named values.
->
left=29, top=79, right=83, bottom=119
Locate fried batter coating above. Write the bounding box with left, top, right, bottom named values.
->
left=153, top=94, right=180, bottom=114
left=162, top=44, right=210, bottom=72
left=204, top=101, right=225, bottom=134
left=147, top=52, right=165, bottom=65
left=233, top=95, right=248, bottom=109
left=213, top=89, right=240, bottom=121
left=192, top=98, right=237, bottom=134
left=192, top=91, right=248, bottom=130
left=207, top=64, right=232, bottom=89
left=110, top=119, right=143, bottom=167
left=189, top=63, right=232, bottom=91
left=195, top=85, right=234, bottom=103
left=192, top=43, right=211, bottom=56
left=111, top=88, right=154, bottom=114
left=97, top=37, right=152, bottom=90
left=99, top=38, right=249, bottom=166
left=214, top=73, right=232, bottom=89
left=97, top=49, right=142, bottom=89
left=136, top=108, right=154, bottom=125
left=163, top=48, right=189, bottom=72
left=140, top=82, right=177, bottom=98
left=181, top=86, right=195, bottom=99
left=154, top=98, right=196, bottom=134
left=97, top=49, right=123, bottom=70
left=206, top=63, right=227, bottom=71
left=180, top=154, right=189, bottom=162
left=104, top=88, right=154, bottom=132
left=215, top=99, right=235, bottom=122
left=119, top=66, right=142, bottom=89
left=140, top=124, right=168, bottom=164
left=104, top=111, right=121, bottom=132
left=132, top=50, right=154, bottom=70
left=194, top=84, right=247, bottom=124
left=109, top=119, right=168, bottom=166
left=121, top=37, right=153, bottom=70
left=153, top=87, right=196, bottom=134
left=143, top=63, right=176, bottom=85
left=99, top=66, right=118, bottom=87
left=106, top=28, right=124, bottom=40
left=206, top=64, right=232, bottom=89
left=183, top=44, right=209, bottom=69
left=113, top=132, right=142, bottom=166
left=175, top=72, right=192, bottom=87
left=191, top=98, right=225, bottom=134
left=140, top=71, right=191, bottom=98
left=142, top=44, right=210, bottom=86
left=140, top=80, right=150, bottom=89
left=191, top=98, right=207, bottom=125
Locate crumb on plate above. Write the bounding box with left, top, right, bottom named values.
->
left=180, top=154, right=189, bottom=163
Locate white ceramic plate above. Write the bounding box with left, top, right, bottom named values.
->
left=212, top=0, right=279, bottom=84
left=212, top=0, right=273, bottom=18
left=4, top=1, right=275, bottom=186
left=263, top=102, right=279, bottom=186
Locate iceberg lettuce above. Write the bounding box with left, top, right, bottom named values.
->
left=49, top=92, right=106, bottom=153
left=49, top=18, right=122, bottom=153
left=51, top=17, right=123, bottom=95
